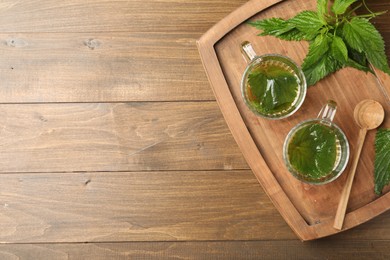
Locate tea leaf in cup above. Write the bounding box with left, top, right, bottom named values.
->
left=288, top=123, right=338, bottom=178
left=247, top=65, right=299, bottom=114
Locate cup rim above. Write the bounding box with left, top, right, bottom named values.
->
left=282, top=119, right=350, bottom=185
left=240, top=53, right=307, bottom=120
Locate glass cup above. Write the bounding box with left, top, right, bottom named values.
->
left=283, top=100, right=350, bottom=185
left=240, top=41, right=307, bottom=119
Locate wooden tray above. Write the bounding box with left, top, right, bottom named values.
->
left=197, top=0, right=390, bottom=241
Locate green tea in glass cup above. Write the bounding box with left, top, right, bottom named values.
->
left=283, top=100, right=350, bottom=185
left=240, top=41, right=307, bottom=119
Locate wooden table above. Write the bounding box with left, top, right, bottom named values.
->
left=0, top=0, right=389, bottom=258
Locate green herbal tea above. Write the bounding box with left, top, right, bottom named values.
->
left=287, top=122, right=341, bottom=180
left=245, top=60, right=301, bottom=116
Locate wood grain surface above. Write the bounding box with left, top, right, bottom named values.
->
left=0, top=102, right=247, bottom=172
left=0, top=33, right=214, bottom=102
left=0, top=0, right=389, bottom=258
left=1, top=240, right=390, bottom=259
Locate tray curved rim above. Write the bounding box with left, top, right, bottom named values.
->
left=197, top=0, right=390, bottom=241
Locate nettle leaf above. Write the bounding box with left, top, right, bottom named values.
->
left=342, top=17, right=390, bottom=74
left=317, top=0, right=329, bottom=24
left=346, top=58, right=372, bottom=73
left=250, top=0, right=389, bottom=87
left=331, top=35, right=348, bottom=62
left=302, top=34, right=331, bottom=67
left=249, top=18, right=293, bottom=36
left=249, top=17, right=314, bottom=41
left=374, top=129, right=390, bottom=195
left=365, top=43, right=390, bottom=75
left=345, top=46, right=372, bottom=72
left=332, top=0, right=358, bottom=15
left=248, top=70, right=298, bottom=113
left=303, top=54, right=343, bottom=86
left=248, top=72, right=267, bottom=98
left=301, top=34, right=343, bottom=86
left=276, top=28, right=315, bottom=41
left=288, top=123, right=337, bottom=177
left=264, top=71, right=298, bottom=111
left=348, top=46, right=368, bottom=65
left=289, top=11, right=324, bottom=36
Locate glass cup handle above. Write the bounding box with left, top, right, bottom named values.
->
left=240, top=41, right=257, bottom=63
left=318, top=100, right=337, bottom=123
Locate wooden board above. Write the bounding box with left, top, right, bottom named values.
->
left=197, top=0, right=390, bottom=240
left=1, top=240, right=390, bottom=259
left=0, top=171, right=293, bottom=243
left=0, top=102, right=247, bottom=172
left=0, top=0, right=246, bottom=33
left=0, top=32, right=213, bottom=103
left=4, top=170, right=390, bottom=243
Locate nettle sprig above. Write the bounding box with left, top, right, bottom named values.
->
left=250, top=0, right=390, bottom=86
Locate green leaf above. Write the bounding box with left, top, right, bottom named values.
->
left=249, top=2, right=389, bottom=86
left=288, top=123, right=337, bottom=177
left=289, top=11, right=324, bottom=36
left=248, top=69, right=298, bottom=113
left=249, top=17, right=314, bottom=41
left=264, top=71, right=298, bottom=111
left=366, top=44, right=390, bottom=75
left=249, top=18, right=293, bottom=36
left=302, top=34, right=331, bottom=68
left=374, top=129, right=390, bottom=195
left=346, top=58, right=372, bottom=73
left=345, top=47, right=372, bottom=73
left=342, top=17, right=390, bottom=74
left=348, top=46, right=368, bottom=66
left=332, top=0, right=358, bottom=15
left=276, top=28, right=315, bottom=41
left=303, top=54, right=343, bottom=86
left=331, top=35, right=348, bottom=62
left=317, top=0, right=329, bottom=24
left=248, top=72, right=267, bottom=98
left=301, top=34, right=343, bottom=86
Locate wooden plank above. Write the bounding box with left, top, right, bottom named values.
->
left=1, top=240, right=390, bottom=259
left=1, top=171, right=390, bottom=243
left=0, top=0, right=248, bottom=33
left=0, top=102, right=247, bottom=172
left=0, top=33, right=214, bottom=103
left=0, top=170, right=295, bottom=243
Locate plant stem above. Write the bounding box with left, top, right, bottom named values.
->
left=346, top=3, right=363, bottom=17
left=360, top=0, right=388, bottom=19
left=362, top=0, right=374, bottom=16
left=356, top=10, right=388, bottom=19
